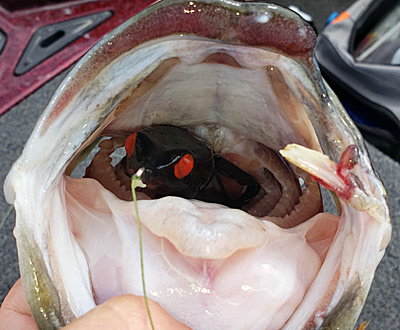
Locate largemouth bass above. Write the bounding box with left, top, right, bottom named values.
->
left=4, top=0, right=391, bottom=329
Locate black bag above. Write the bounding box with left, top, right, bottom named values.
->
left=315, top=0, right=400, bottom=161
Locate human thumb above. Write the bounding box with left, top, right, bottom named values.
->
left=63, top=295, right=190, bottom=330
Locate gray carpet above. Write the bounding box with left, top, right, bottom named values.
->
left=0, top=1, right=399, bottom=329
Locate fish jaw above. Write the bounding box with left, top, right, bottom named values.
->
left=3, top=0, right=391, bottom=329
left=280, top=144, right=391, bottom=329
left=65, top=177, right=324, bottom=330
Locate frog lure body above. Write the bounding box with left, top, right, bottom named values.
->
left=117, top=125, right=261, bottom=209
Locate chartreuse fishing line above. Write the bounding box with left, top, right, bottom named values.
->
left=0, top=205, right=13, bottom=231
left=131, top=168, right=155, bottom=330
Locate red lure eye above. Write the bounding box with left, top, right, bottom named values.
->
left=174, top=154, right=194, bottom=179
left=125, top=133, right=137, bottom=157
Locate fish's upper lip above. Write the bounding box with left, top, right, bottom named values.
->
left=38, top=0, right=316, bottom=135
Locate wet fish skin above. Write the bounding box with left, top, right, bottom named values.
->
left=3, top=1, right=391, bottom=329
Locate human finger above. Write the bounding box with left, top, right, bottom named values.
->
left=0, top=278, right=37, bottom=330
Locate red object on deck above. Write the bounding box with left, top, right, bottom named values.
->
left=0, top=0, right=157, bottom=116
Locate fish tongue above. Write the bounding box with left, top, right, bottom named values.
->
left=134, top=197, right=269, bottom=259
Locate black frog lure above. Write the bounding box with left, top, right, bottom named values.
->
left=117, top=125, right=261, bottom=209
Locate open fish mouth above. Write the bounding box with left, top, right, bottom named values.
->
left=4, top=1, right=392, bottom=329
